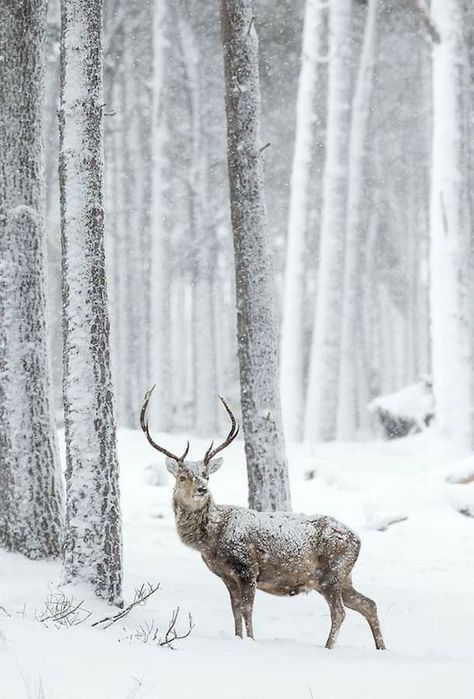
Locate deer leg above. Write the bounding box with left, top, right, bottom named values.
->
left=320, top=587, right=346, bottom=649
left=342, top=583, right=385, bottom=650
left=239, top=574, right=256, bottom=639
left=222, top=576, right=243, bottom=638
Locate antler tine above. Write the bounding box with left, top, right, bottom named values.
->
left=140, top=385, right=189, bottom=464
left=204, top=396, right=240, bottom=465
left=203, top=440, right=214, bottom=465
left=180, top=441, right=190, bottom=462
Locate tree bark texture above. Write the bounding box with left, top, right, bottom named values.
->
left=0, top=0, right=64, bottom=559
left=59, top=0, right=123, bottom=605
left=220, top=0, right=291, bottom=511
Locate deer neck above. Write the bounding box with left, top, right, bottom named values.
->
left=173, top=494, right=215, bottom=551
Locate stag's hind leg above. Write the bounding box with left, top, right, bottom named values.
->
left=320, top=586, right=346, bottom=649
left=342, top=578, right=385, bottom=650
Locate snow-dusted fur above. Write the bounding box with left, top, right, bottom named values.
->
left=166, top=456, right=385, bottom=649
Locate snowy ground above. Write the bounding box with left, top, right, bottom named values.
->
left=1, top=429, right=473, bottom=699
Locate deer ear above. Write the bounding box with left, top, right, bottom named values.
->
left=207, top=457, right=223, bottom=474
left=165, top=457, right=179, bottom=476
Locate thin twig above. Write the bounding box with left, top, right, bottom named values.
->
left=158, top=607, right=195, bottom=649
left=247, top=16, right=255, bottom=37
left=92, top=582, right=160, bottom=629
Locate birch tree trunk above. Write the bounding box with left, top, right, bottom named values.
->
left=336, top=0, right=377, bottom=440
left=177, top=7, right=219, bottom=436
left=0, top=0, right=64, bottom=559
left=305, top=0, right=352, bottom=443
left=149, top=0, right=174, bottom=432
left=220, top=0, right=291, bottom=511
left=59, top=0, right=122, bottom=605
left=280, top=0, right=326, bottom=443
left=429, top=0, right=472, bottom=446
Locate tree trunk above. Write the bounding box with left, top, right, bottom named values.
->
left=336, top=0, right=377, bottom=440
left=149, top=0, right=174, bottom=432
left=280, top=0, right=326, bottom=443
left=429, top=0, right=472, bottom=447
left=0, top=0, right=64, bottom=559
left=304, top=0, right=352, bottom=443
left=59, top=0, right=122, bottom=605
left=220, top=0, right=291, bottom=511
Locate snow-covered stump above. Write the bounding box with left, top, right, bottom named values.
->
left=429, top=0, right=473, bottom=447
left=280, top=0, right=327, bottom=442
left=0, top=0, right=64, bottom=559
left=304, top=0, right=352, bottom=443
left=59, top=0, right=122, bottom=606
left=368, top=378, right=434, bottom=440
left=220, top=0, right=291, bottom=511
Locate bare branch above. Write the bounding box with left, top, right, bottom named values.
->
left=158, top=607, right=195, bottom=649
left=92, top=582, right=160, bottom=629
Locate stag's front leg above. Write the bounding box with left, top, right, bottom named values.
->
left=222, top=576, right=243, bottom=638
left=238, top=572, right=256, bottom=639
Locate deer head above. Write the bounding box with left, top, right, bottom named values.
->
left=140, top=386, right=239, bottom=509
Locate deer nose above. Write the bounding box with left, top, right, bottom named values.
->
left=196, top=485, right=207, bottom=495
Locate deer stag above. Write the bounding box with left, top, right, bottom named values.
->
left=140, top=386, right=385, bottom=650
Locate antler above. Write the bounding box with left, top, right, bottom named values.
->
left=204, top=396, right=239, bottom=465
left=140, top=385, right=189, bottom=463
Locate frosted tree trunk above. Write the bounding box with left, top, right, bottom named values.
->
left=149, top=0, right=173, bottom=432
left=305, top=0, right=352, bottom=443
left=336, top=0, right=377, bottom=440
left=59, top=0, right=122, bottom=605
left=429, top=0, right=472, bottom=446
left=280, top=0, right=326, bottom=442
left=220, top=0, right=291, bottom=512
left=0, top=0, right=64, bottom=559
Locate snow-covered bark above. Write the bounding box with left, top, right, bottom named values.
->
left=59, top=0, right=122, bottom=605
left=0, top=0, right=64, bottom=559
left=429, top=0, right=472, bottom=446
left=336, top=0, right=377, bottom=441
left=220, top=0, right=291, bottom=511
left=304, top=0, right=352, bottom=443
left=280, top=0, right=326, bottom=443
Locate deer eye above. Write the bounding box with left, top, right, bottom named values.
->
left=179, top=476, right=187, bottom=482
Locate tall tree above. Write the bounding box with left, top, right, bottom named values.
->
left=280, top=0, right=327, bottom=442
left=336, top=0, right=377, bottom=440
left=305, top=0, right=352, bottom=442
left=59, top=0, right=122, bottom=605
left=429, top=0, right=472, bottom=446
left=220, top=0, right=291, bottom=511
left=0, top=0, right=64, bottom=558
left=149, top=0, right=174, bottom=432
